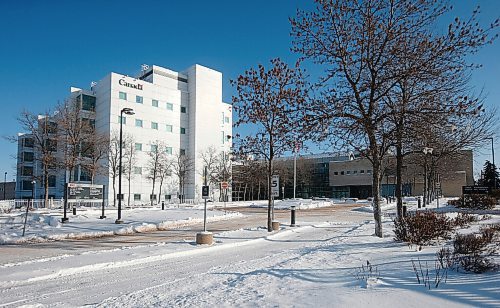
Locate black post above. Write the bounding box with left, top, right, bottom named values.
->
left=73, top=205, right=77, bottom=215
left=203, top=166, right=207, bottom=232
left=290, top=205, right=296, bottom=227
left=418, top=197, right=421, bottom=209
left=162, top=201, right=165, bottom=210
left=62, top=183, right=69, bottom=222
left=402, top=205, right=407, bottom=217
left=100, top=185, right=106, bottom=219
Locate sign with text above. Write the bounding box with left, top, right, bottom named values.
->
left=221, top=182, right=229, bottom=190
left=462, top=186, right=490, bottom=195
left=68, top=183, right=104, bottom=200
left=202, top=185, right=209, bottom=199
left=271, top=175, right=280, bottom=197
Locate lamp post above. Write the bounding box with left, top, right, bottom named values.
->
left=116, top=107, right=134, bottom=224
left=3, top=172, right=6, bottom=200
left=486, top=137, right=496, bottom=189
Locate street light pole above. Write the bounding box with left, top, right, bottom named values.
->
left=3, top=172, right=6, bottom=200
left=116, top=108, right=134, bottom=224
left=487, top=137, right=496, bottom=189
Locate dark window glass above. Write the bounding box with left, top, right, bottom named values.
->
left=22, top=180, right=33, bottom=190
left=24, top=138, right=34, bottom=148
left=81, top=94, right=96, bottom=111
left=23, top=152, right=34, bottom=162
left=80, top=169, right=92, bottom=181
left=45, top=139, right=57, bottom=152
left=22, top=166, right=33, bottom=176
left=180, top=149, right=186, bottom=155
left=181, top=106, right=187, bottom=113
left=48, top=175, right=56, bottom=187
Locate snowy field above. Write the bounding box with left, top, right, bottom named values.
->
left=1, top=199, right=499, bottom=307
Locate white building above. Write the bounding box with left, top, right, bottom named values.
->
left=16, top=64, right=232, bottom=203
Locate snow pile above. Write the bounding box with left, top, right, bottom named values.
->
left=250, top=198, right=334, bottom=210
left=0, top=208, right=242, bottom=245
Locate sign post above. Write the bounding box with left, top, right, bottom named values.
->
left=271, top=175, right=279, bottom=222
left=196, top=166, right=213, bottom=245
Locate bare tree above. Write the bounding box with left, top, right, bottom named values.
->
left=11, top=110, right=58, bottom=205
left=171, top=151, right=195, bottom=203
left=157, top=152, right=173, bottom=204
left=232, top=58, right=308, bottom=231
left=146, top=141, right=166, bottom=206
left=81, top=133, right=109, bottom=184
left=108, top=131, right=120, bottom=206
left=55, top=97, right=94, bottom=184
left=122, top=134, right=136, bottom=207
left=291, top=0, right=499, bottom=236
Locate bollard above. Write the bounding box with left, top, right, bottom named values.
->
left=72, top=206, right=76, bottom=215
left=290, top=205, right=296, bottom=227
left=402, top=205, right=407, bottom=217
left=162, top=201, right=165, bottom=210
left=418, top=197, right=421, bottom=209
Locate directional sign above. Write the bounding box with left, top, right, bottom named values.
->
left=462, top=186, right=490, bottom=195
left=271, top=175, right=280, bottom=197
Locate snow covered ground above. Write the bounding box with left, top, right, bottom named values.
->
left=1, top=199, right=499, bottom=307
left=0, top=207, right=241, bottom=245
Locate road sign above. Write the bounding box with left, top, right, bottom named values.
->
left=221, top=182, right=229, bottom=189
left=271, top=175, right=279, bottom=197
left=202, top=185, right=209, bottom=199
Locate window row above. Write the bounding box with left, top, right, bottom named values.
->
left=118, top=92, right=186, bottom=113
left=133, top=144, right=184, bottom=155
left=332, top=169, right=372, bottom=176
left=118, top=117, right=185, bottom=134
left=20, top=175, right=57, bottom=190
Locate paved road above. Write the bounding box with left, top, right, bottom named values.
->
left=0, top=204, right=366, bottom=265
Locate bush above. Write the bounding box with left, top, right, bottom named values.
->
left=447, top=199, right=461, bottom=207
left=452, top=226, right=499, bottom=273
left=393, top=211, right=454, bottom=246
left=453, top=212, right=477, bottom=228
left=490, top=189, right=500, bottom=200
left=456, top=195, right=497, bottom=210
left=453, top=233, right=488, bottom=255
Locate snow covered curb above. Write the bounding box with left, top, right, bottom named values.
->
left=0, top=212, right=242, bottom=245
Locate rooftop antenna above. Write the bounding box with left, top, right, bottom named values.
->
left=90, top=81, right=97, bottom=89
left=141, top=64, right=149, bottom=71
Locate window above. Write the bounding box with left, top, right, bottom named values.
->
left=23, top=138, right=34, bottom=148
left=152, top=99, right=159, bottom=107
left=165, top=147, right=173, bottom=155
left=151, top=122, right=158, bottom=130
left=346, top=171, right=351, bottom=175
left=151, top=144, right=158, bottom=153
left=46, top=121, right=58, bottom=134
left=360, top=170, right=365, bottom=174
left=367, top=169, right=372, bottom=174
left=23, top=152, right=34, bottom=162
left=118, top=116, right=126, bottom=124
left=82, top=118, right=95, bottom=130
left=45, top=139, right=57, bottom=152
left=134, top=167, right=142, bottom=174
left=353, top=170, right=358, bottom=174
left=119, top=92, right=127, bottom=100
left=150, top=194, right=157, bottom=201
left=340, top=171, right=345, bottom=175
left=221, top=131, right=225, bottom=144
left=48, top=175, right=56, bottom=188
left=222, top=112, right=225, bottom=124
left=135, top=119, right=143, bottom=127
left=134, top=194, right=141, bottom=201
left=180, top=127, right=186, bottom=134
left=80, top=169, right=92, bottom=182
left=225, top=116, right=230, bottom=123
left=180, top=149, right=186, bottom=155
left=22, top=180, right=33, bottom=191
left=166, top=103, right=173, bottom=110
left=81, top=94, right=96, bottom=111
left=22, top=166, right=33, bottom=176
left=180, top=106, right=186, bottom=113
left=166, top=124, right=173, bottom=132
left=165, top=194, right=171, bottom=200
left=334, top=171, right=338, bottom=176
left=136, top=95, right=143, bottom=104
left=135, top=143, right=142, bottom=151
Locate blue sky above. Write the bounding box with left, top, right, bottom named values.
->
left=0, top=0, right=498, bottom=180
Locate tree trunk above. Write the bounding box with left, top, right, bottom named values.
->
left=267, top=162, right=273, bottom=232
left=395, top=132, right=403, bottom=218
left=127, top=176, right=131, bottom=207
left=372, top=163, right=383, bottom=238
left=112, top=176, right=116, bottom=207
